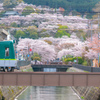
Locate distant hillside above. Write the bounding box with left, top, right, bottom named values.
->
left=0, top=0, right=4, bottom=3
left=1, top=0, right=100, bottom=13
left=23, top=0, right=100, bottom=13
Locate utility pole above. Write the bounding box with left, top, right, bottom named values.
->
left=98, top=13, right=100, bottom=67
left=90, top=20, right=92, bottom=41
left=87, top=20, right=90, bottom=38
left=90, top=19, right=93, bottom=66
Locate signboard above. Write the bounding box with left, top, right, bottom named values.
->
left=27, top=54, right=30, bottom=57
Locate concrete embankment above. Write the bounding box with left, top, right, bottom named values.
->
left=0, top=86, right=26, bottom=100
left=68, top=67, right=100, bottom=100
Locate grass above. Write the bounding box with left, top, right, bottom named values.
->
left=81, top=96, right=84, bottom=99
left=21, top=67, right=33, bottom=72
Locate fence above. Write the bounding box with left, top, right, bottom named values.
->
left=73, top=64, right=100, bottom=72
left=17, top=61, right=30, bottom=69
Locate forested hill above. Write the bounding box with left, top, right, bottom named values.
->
left=23, top=0, right=100, bottom=13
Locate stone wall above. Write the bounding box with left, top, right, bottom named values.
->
left=67, top=67, right=100, bottom=100
left=72, top=86, right=100, bottom=100
left=0, top=86, right=26, bottom=100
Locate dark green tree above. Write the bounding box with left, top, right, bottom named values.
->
left=55, top=25, right=70, bottom=38
left=22, top=6, right=35, bottom=16
left=31, top=52, right=41, bottom=61
left=10, top=22, right=18, bottom=27
left=26, top=26, right=38, bottom=39
left=23, top=0, right=100, bottom=14
left=15, top=30, right=26, bottom=38
left=3, top=0, right=17, bottom=8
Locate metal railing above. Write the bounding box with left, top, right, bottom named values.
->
left=73, top=64, right=100, bottom=72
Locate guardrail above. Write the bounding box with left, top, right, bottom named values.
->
left=73, top=64, right=100, bottom=72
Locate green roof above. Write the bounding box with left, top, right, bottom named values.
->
left=0, top=41, right=15, bottom=59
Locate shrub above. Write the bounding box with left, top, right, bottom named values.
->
left=77, top=57, right=84, bottom=64
left=64, top=58, right=74, bottom=64
left=31, top=53, right=41, bottom=61
left=82, top=60, right=88, bottom=66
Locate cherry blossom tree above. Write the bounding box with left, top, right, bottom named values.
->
left=17, top=35, right=87, bottom=61
left=88, top=34, right=100, bottom=52
left=83, top=33, right=100, bottom=60
left=17, top=38, right=56, bottom=61
left=84, top=49, right=98, bottom=59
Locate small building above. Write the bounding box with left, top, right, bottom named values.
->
left=0, top=29, right=8, bottom=41
left=4, top=11, right=19, bottom=16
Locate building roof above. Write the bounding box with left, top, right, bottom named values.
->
left=0, top=29, right=8, bottom=41
left=4, top=11, right=19, bottom=16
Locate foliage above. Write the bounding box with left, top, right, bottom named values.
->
left=35, top=9, right=41, bottom=13
left=82, top=60, right=88, bottom=66
left=58, top=25, right=68, bottom=29
left=0, top=90, right=3, bottom=99
left=3, top=0, right=11, bottom=7
left=15, top=30, right=26, bottom=38
left=22, top=6, right=35, bottom=16
left=65, top=55, right=73, bottom=58
left=55, top=25, right=70, bottom=38
left=17, top=0, right=24, bottom=3
left=23, top=0, right=100, bottom=13
left=29, top=32, right=38, bottom=39
left=39, top=33, right=50, bottom=37
left=55, top=30, right=70, bottom=38
left=13, top=26, right=39, bottom=39
left=31, top=53, right=41, bottom=61
left=17, top=36, right=90, bottom=61
left=64, top=56, right=84, bottom=64
left=81, top=96, right=85, bottom=99
left=76, top=30, right=86, bottom=41
left=0, top=11, right=5, bottom=17
left=3, top=0, right=17, bottom=8
left=41, top=29, right=47, bottom=32
left=26, top=26, right=38, bottom=39
left=77, top=57, right=84, bottom=64
left=64, top=58, right=74, bottom=64
left=32, top=57, right=41, bottom=61
left=44, top=40, right=52, bottom=45
left=10, top=22, right=18, bottom=27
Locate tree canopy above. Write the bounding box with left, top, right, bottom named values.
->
left=3, top=0, right=17, bottom=8
left=22, top=6, right=35, bottom=16
left=55, top=25, right=70, bottom=38
left=15, top=30, right=26, bottom=38
left=23, top=0, right=100, bottom=13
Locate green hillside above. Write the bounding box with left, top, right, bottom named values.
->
left=23, top=0, right=100, bottom=13
left=1, top=0, right=100, bottom=13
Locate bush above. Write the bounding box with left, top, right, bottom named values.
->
left=64, top=56, right=84, bottom=64
left=32, top=57, right=41, bottom=61
left=82, top=60, right=88, bottom=66
left=65, top=55, right=73, bottom=58
left=77, top=57, right=84, bottom=64
left=64, top=58, right=74, bottom=64
left=31, top=53, right=41, bottom=61
left=55, top=25, right=70, bottom=38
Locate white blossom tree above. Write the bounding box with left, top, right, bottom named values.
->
left=17, top=35, right=87, bottom=61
